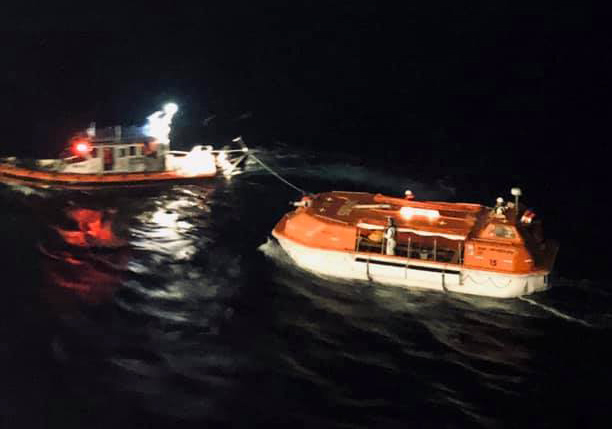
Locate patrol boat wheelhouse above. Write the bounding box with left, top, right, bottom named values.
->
left=271, top=188, right=559, bottom=298
left=0, top=103, right=247, bottom=189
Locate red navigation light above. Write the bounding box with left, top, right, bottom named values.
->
left=521, top=209, right=536, bottom=225
left=72, top=140, right=91, bottom=156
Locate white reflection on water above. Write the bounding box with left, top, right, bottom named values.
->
left=130, top=196, right=201, bottom=261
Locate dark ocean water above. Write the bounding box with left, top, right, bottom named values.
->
left=1, top=147, right=611, bottom=428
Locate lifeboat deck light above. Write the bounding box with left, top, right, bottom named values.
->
left=400, top=206, right=440, bottom=221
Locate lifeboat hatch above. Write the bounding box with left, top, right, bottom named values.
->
left=478, top=223, right=522, bottom=243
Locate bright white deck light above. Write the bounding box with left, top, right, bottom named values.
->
left=145, top=103, right=179, bottom=144
left=163, top=103, right=179, bottom=115
left=399, top=206, right=440, bottom=221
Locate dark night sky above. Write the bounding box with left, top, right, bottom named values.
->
left=2, top=9, right=612, bottom=429
left=0, top=3, right=609, bottom=278
left=1, top=3, right=607, bottom=181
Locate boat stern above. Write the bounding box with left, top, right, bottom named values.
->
left=167, top=145, right=217, bottom=177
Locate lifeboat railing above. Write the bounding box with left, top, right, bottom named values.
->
left=355, top=229, right=466, bottom=288
left=355, top=228, right=464, bottom=266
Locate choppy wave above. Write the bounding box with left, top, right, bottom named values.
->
left=1, top=146, right=611, bottom=428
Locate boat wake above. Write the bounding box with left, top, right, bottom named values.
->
left=243, top=146, right=453, bottom=198
left=2, top=182, right=51, bottom=198
left=517, top=295, right=593, bottom=327
left=296, top=163, right=454, bottom=198
left=257, top=237, right=290, bottom=264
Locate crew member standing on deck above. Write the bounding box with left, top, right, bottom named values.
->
left=384, top=217, right=397, bottom=255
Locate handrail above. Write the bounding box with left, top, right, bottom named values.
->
left=355, top=232, right=460, bottom=265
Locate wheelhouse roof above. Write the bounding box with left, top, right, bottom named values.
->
left=69, top=125, right=156, bottom=146
left=88, top=126, right=154, bottom=145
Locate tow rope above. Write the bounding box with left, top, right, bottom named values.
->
left=248, top=152, right=309, bottom=196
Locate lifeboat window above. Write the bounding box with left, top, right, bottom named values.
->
left=91, top=148, right=98, bottom=158
left=493, top=225, right=516, bottom=239
left=129, top=146, right=136, bottom=156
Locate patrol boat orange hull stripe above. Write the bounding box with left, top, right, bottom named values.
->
left=0, top=163, right=215, bottom=190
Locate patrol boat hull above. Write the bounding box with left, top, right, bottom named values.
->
left=0, top=161, right=216, bottom=190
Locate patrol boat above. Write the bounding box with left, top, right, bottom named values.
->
left=271, top=188, right=558, bottom=298
left=0, top=103, right=248, bottom=190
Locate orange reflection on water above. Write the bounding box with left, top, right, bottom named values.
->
left=55, top=208, right=127, bottom=248
left=42, top=207, right=130, bottom=304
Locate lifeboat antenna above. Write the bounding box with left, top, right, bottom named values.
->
left=511, top=187, right=522, bottom=208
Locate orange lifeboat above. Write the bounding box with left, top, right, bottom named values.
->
left=271, top=188, right=559, bottom=298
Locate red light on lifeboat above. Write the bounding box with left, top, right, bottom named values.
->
left=521, top=210, right=536, bottom=224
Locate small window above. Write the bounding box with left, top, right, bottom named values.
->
left=493, top=225, right=516, bottom=239
left=129, top=146, right=136, bottom=156
left=119, top=148, right=127, bottom=158
left=91, top=147, right=98, bottom=158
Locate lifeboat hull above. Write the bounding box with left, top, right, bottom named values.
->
left=269, top=191, right=557, bottom=299
left=0, top=163, right=216, bottom=190
left=272, top=232, right=550, bottom=298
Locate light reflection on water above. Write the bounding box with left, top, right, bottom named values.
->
left=36, top=183, right=257, bottom=424
left=1, top=146, right=610, bottom=427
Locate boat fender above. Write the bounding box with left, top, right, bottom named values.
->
left=291, top=195, right=313, bottom=208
